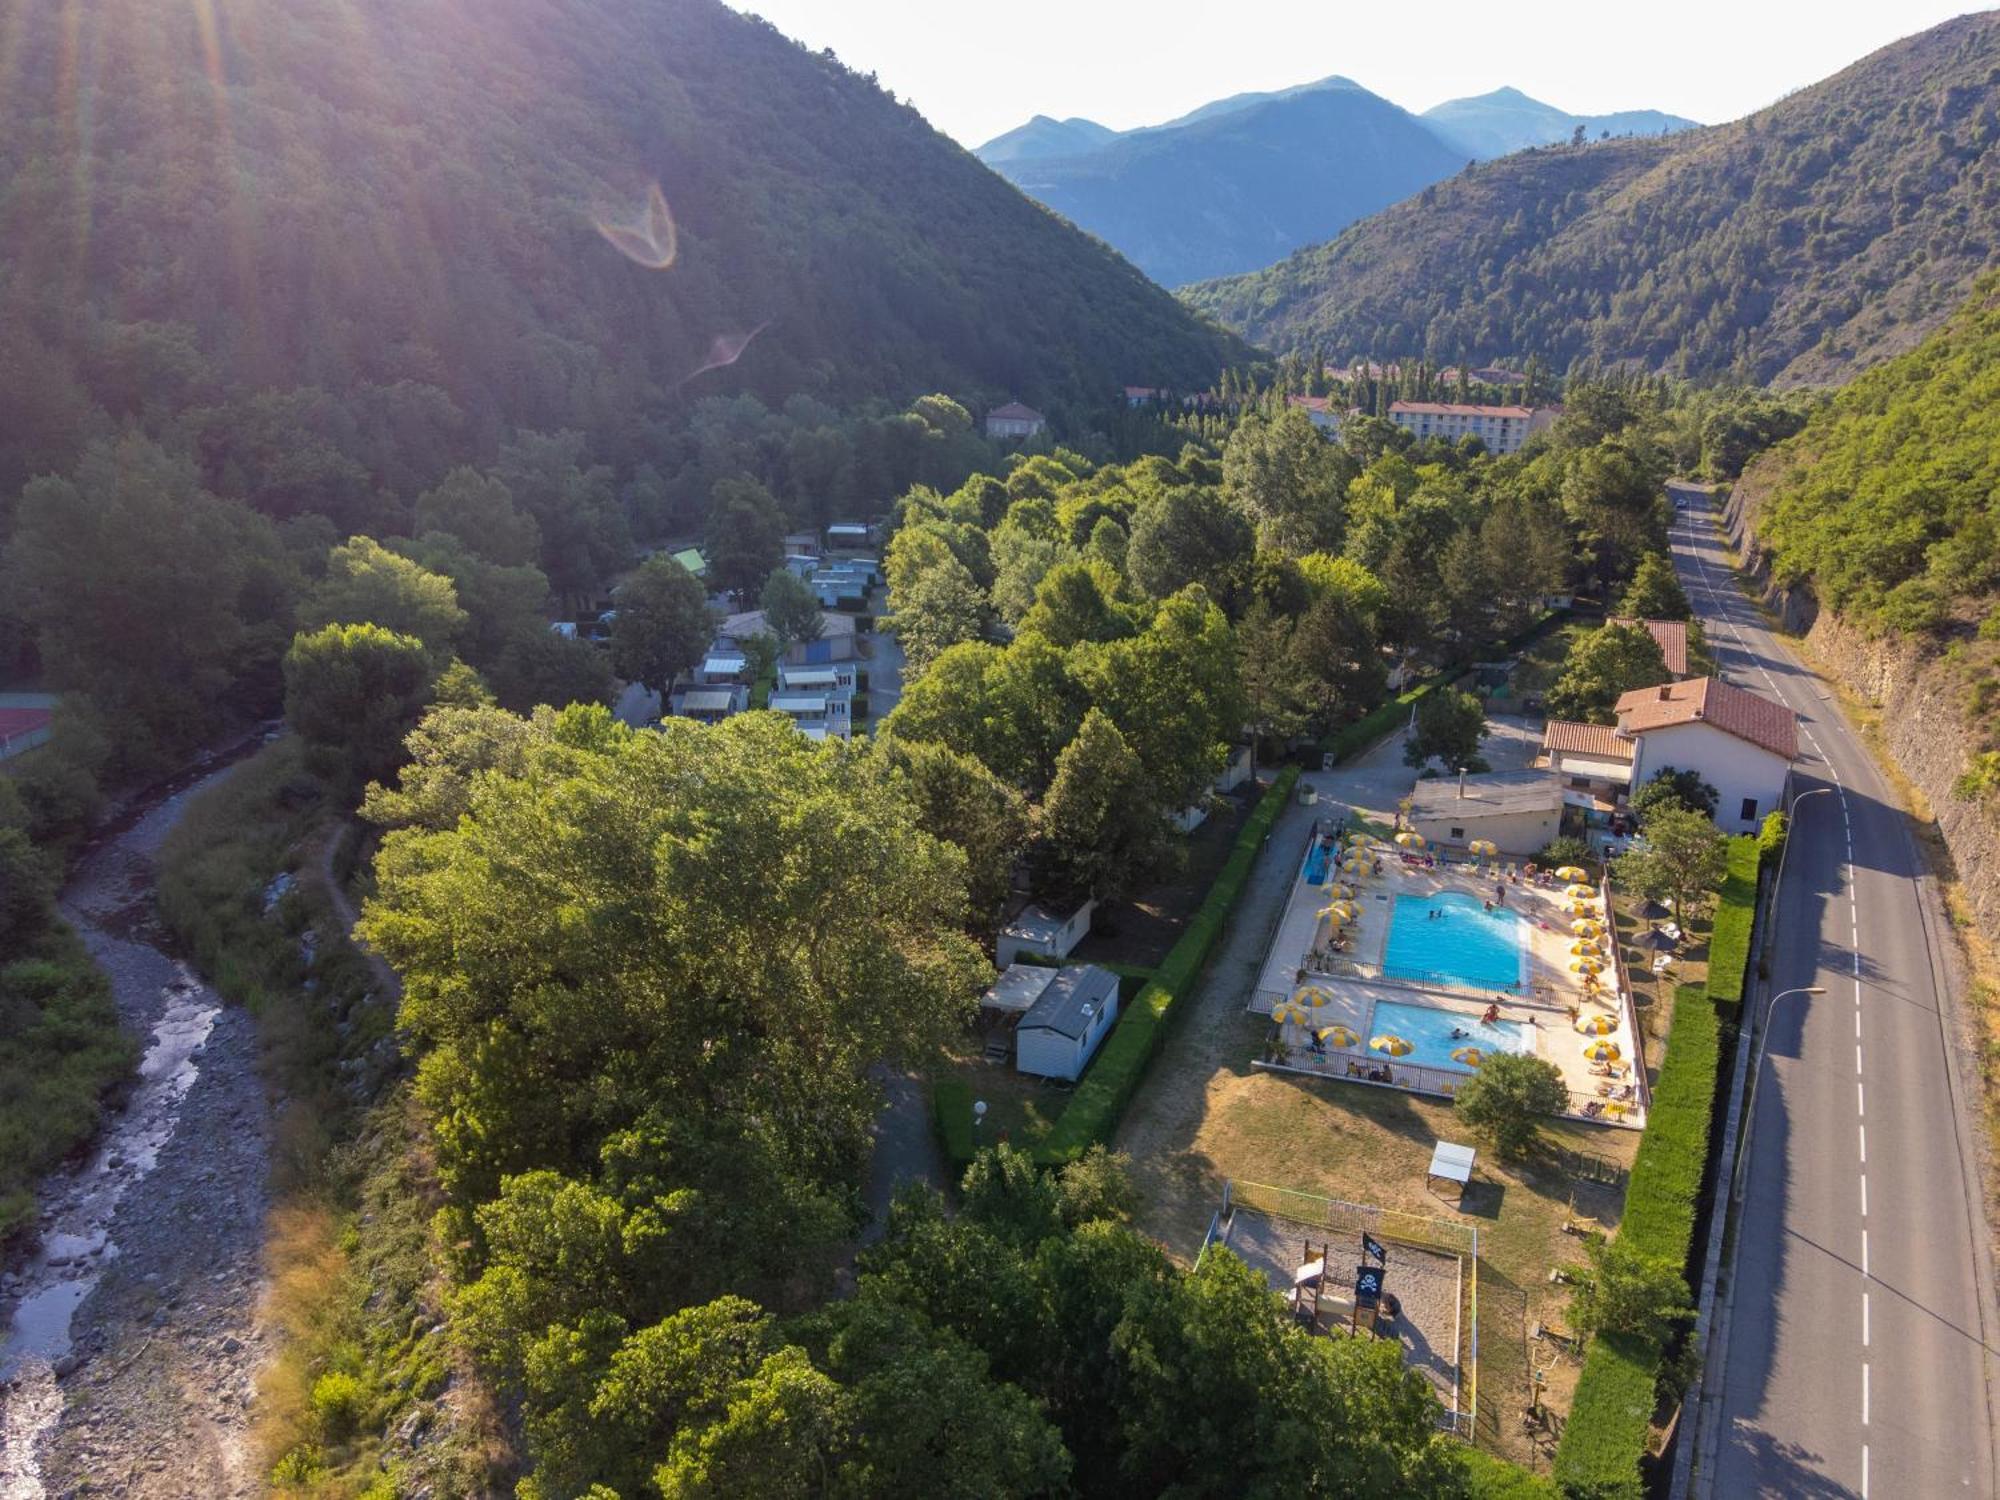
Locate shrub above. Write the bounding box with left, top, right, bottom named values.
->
left=933, top=1076, right=975, bottom=1164
left=1756, top=809, right=1788, bottom=867
left=1463, top=1447, right=1560, bottom=1498
left=1569, top=1239, right=1695, bottom=1345
left=1536, top=835, right=1591, bottom=871
left=1452, top=1052, right=1568, bottom=1158
left=1704, top=837, right=1761, bottom=1015
left=1551, top=1333, right=1653, bottom=1500
left=309, top=1370, right=366, bottom=1442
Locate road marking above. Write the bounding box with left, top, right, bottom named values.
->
left=1863, top=1444, right=1870, bottom=1498
left=1858, top=1078, right=1864, bottom=1111
left=1861, top=1175, right=1868, bottom=1216
left=1857, top=1044, right=1864, bottom=1075
left=1863, top=1362, right=1870, bottom=1425
left=1862, top=1228, right=1869, bottom=1276
left=1863, top=1291, right=1870, bottom=1347
left=1859, top=1124, right=1866, bottom=1163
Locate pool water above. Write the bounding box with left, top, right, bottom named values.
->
left=1302, top=840, right=1333, bottom=885
left=1382, top=891, right=1527, bottom=990
left=1369, top=999, right=1532, bottom=1072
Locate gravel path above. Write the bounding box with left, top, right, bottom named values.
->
left=0, top=762, right=272, bottom=1500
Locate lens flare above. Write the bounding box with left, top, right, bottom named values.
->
left=594, top=182, right=677, bottom=269
left=673, top=320, right=771, bottom=389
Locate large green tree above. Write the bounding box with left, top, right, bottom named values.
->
left=1036, top=708, right=1166, bottom=904
left=705, top=477, right=788, bottom=603
left=1221, top=408, right=1352, bottom=554
left=1614, top=804, right=1728, bottom=920
left=1618, top=551, right=1693, bottom=621
left=302, top=535, right=468, bottom=654
left=283, top=623, right=437, bottom=792
left=1404, top=687, right=1488, bottom=772
left=1544, top=623, right=1670, bottom=724
left=610, top=557, right=714, bottom=701
left=1126, top=486, right=1256, bottom=612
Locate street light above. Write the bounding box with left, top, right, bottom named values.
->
left=1733, top=985, right=1826, bottom=1207
left=1771, top=786, right=1834, bottom=927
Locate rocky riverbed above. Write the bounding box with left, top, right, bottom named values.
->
left=0, top=761, right=272, bottom=1499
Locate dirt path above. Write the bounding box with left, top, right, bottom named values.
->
left=0, top=762, right=273, bottom=1499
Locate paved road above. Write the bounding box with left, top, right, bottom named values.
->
left=1676, top=483, right=2000, bottom=1498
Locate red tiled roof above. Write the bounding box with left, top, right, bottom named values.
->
left=1609, top=617, right=1690, bottom=677
left=1390, top=401, right=1536, bottom=419
left=1614, top=677, right=1797, bottom=761
left=1541, top=720, right=1634, bottom=762
left=1288, top=394, right=1331, bottom=412
left=988, top=401, right=1044, bottom=422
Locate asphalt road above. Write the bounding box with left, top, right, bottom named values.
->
left=1674, top=483, right=2000, bottom=1498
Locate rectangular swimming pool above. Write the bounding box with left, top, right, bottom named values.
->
left=1369, top=999, right=1533, bottom=1073
left=1381, top=890, right=1527, bottom=991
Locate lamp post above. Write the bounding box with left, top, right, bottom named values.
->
left=1733, top=985, right=1826, bottom=1207
left=1771, top=786, right=1833, bottom=932
left=972, top=1099, right=987, bottom=1143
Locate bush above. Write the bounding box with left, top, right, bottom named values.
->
left=1025, top=768, right=1297, bottom=1165
left=1756, top=809, right=1787, bottom=867
left=1536, top=836, right=1592, bottom=871
left=1551, top=1333, right=1653, bottom=1500
left=309, top=1370, right=366, bottom=1442
left=1463, top=1447, right=1560, bottom=1499
left=933, top=1076, right=975, bottom=1164
left=1704, top=837, right=1761, bottom=1015
left=1325, top=682, right=1436, bottom=764
left=1453, top=1052, right=1568, bottom=1158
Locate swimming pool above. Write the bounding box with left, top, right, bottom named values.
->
left=1381, top=891, right=1527, bottom=990
left=1369, top=999, right=1533, bottom=1072
left=1302, top=839, right=1334, bottom=885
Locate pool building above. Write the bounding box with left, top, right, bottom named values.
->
left=1249, top=820, right=1644, bottom=1125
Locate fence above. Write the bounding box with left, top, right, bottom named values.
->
left=1226, top=1180, right=1479, bottom=1437
left=1252, top=1050, right=1643, bottom=1127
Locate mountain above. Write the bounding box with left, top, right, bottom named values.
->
left=0, top=0, right=1244, bottom=498
left=1422, top=86, right=1699, bottom=159
left=1185, top=14, right=2000, bottom=385
left=975, top=114, right=1120, bottom=165
left=986, top=77, right=1467, bottom=287
left=1740, top=270, right=2000, bottom=631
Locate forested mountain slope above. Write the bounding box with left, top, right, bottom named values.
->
left=1187, top=12, right=2000, bottom=384
left=0, top=0, right=1240, bottom=498
left=1739, top=270, right=2000, bottom=631
left=989, top=78, right=1467, bottom=287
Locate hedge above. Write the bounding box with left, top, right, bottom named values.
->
left=1704, top=836, right=1761, bottom=1015
left=1551, top=984, right=1719, bottom=1498
left=1324, top=682, right=1436, bottom=765
left=1464, top=1446, right=1562, bottom=1499
left=1028, top=767, right=1299, bottom=1165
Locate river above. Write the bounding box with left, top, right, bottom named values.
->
left=0, top=758, right=272, bottom=1498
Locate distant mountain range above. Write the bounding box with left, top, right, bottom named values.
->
left=1421, top=87, right=1698, bottom=160
left=975, top=80, right=1695, bottom=286
left=1183, top=12, right=2000, bottom=387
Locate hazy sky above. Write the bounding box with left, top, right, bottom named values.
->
left=727, top=1, right=1982, bottom=147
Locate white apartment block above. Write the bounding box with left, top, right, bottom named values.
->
left=1388, top=401, right=1555, bottom=455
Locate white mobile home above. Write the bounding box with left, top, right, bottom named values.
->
left=996, top=900, right=1096, bottom=967
left=1015, top=965, right=1121, bottom=1081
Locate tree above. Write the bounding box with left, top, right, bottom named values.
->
left=610, top=556, right=713, bottom=701
left=705, top=476, right=788, bottom=602
left=1017, top=561, right=1134, bottom=649
left=392, top=533, right=551, bottom=672
left=1628, top=766, right=1719, bottom=825
left=1618, top=551, right=1692, bottom=621
left=302, top=535, right=468, bottom=654
left=4, top=436, right=277, bottom=765
left=1036, top=709, right=1167, bottom=904
left=283, top=623, right=437, bottom=792
left=492, top=630, right=616, bottom=714
left=414, top=467, right=542, bottom=567
left=1615, top=804, right=1728, bottom=919
left=1221, top=408, right=1352, bottom=554
left=1126, top=486, right=1256, bottom=612
left=874, top=735, right=1030, bottom=935
left=1404, top=687, right=1488, bottom=771
left=759, top=568, right=824, bottom=651
left=1544, top=623, right=1669, bottom=724
left=889, top=557, right=991, bottom=678
left=1569, top=1238, right=1694, bottom=1345
left=1453, top=1052, right=1568, bottom=1158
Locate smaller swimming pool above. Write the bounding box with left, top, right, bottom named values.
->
left=1370, top=999, right=1533, bottom=1073
left=1382, top=891, right=1526, bottom=990
left=1302, top=839, right=1334, bottom=885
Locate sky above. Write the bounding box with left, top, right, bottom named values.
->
left=726, top=1, right=1984, bottom=147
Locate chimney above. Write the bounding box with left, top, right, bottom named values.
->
left=1459, top=766, right=1467, bottom=798
left=1657, top=684, right=1672, bottom=701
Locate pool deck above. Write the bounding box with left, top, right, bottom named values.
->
left=1249, top=828, right=1644, bottom=1127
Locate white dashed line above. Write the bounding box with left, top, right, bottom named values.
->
left=1861, top=1175, right=1869, bottom=1216
left=1862, top=1228, right=1870, bottom=1277
left=1859, top=1124, right=1866, bottom=1164
left=1863, top=1362, right=1871, bottom=1425
left=1863, top=1292, right=1871, bottom=1347
left=1856, top=1044, right=1864, bottom=1076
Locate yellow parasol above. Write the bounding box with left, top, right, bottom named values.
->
left=1347, top=832, right=1374, bottom=847
left=1564, top=883, right=1596, bottom=900
left=1317, top=1024, right=1360, bottom=1048
left=1570, top=957, right=1604, bottom=975
left=1291, top=984, right=1333, bottom=1009
left=1272, top=999, right=1312, bottom=1026
left=1369, top=1034, right=1414, bottom=1057
left=1570, top=918, right=1603, bottom=937
left=1323, top=901, right=1360, bottom=923
left=1395, top=831, right=1426, bottom=850
left=1326, top=882, right=1356, bottom=900
left=1450, top=1045, right=1486, bottom=1067
left=1581, top=1039, right=1622, bottom=1063
left=1569, top=939, right=1604, bottom=958
left=1555, top=865, right=1591, bottom=883
left=1468, top=838, right=1499, bottom=858
left=1575, top=1013, right=1618, bottom=1036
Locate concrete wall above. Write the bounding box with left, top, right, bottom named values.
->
left=1412, top=808, right=1559, bottom=856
